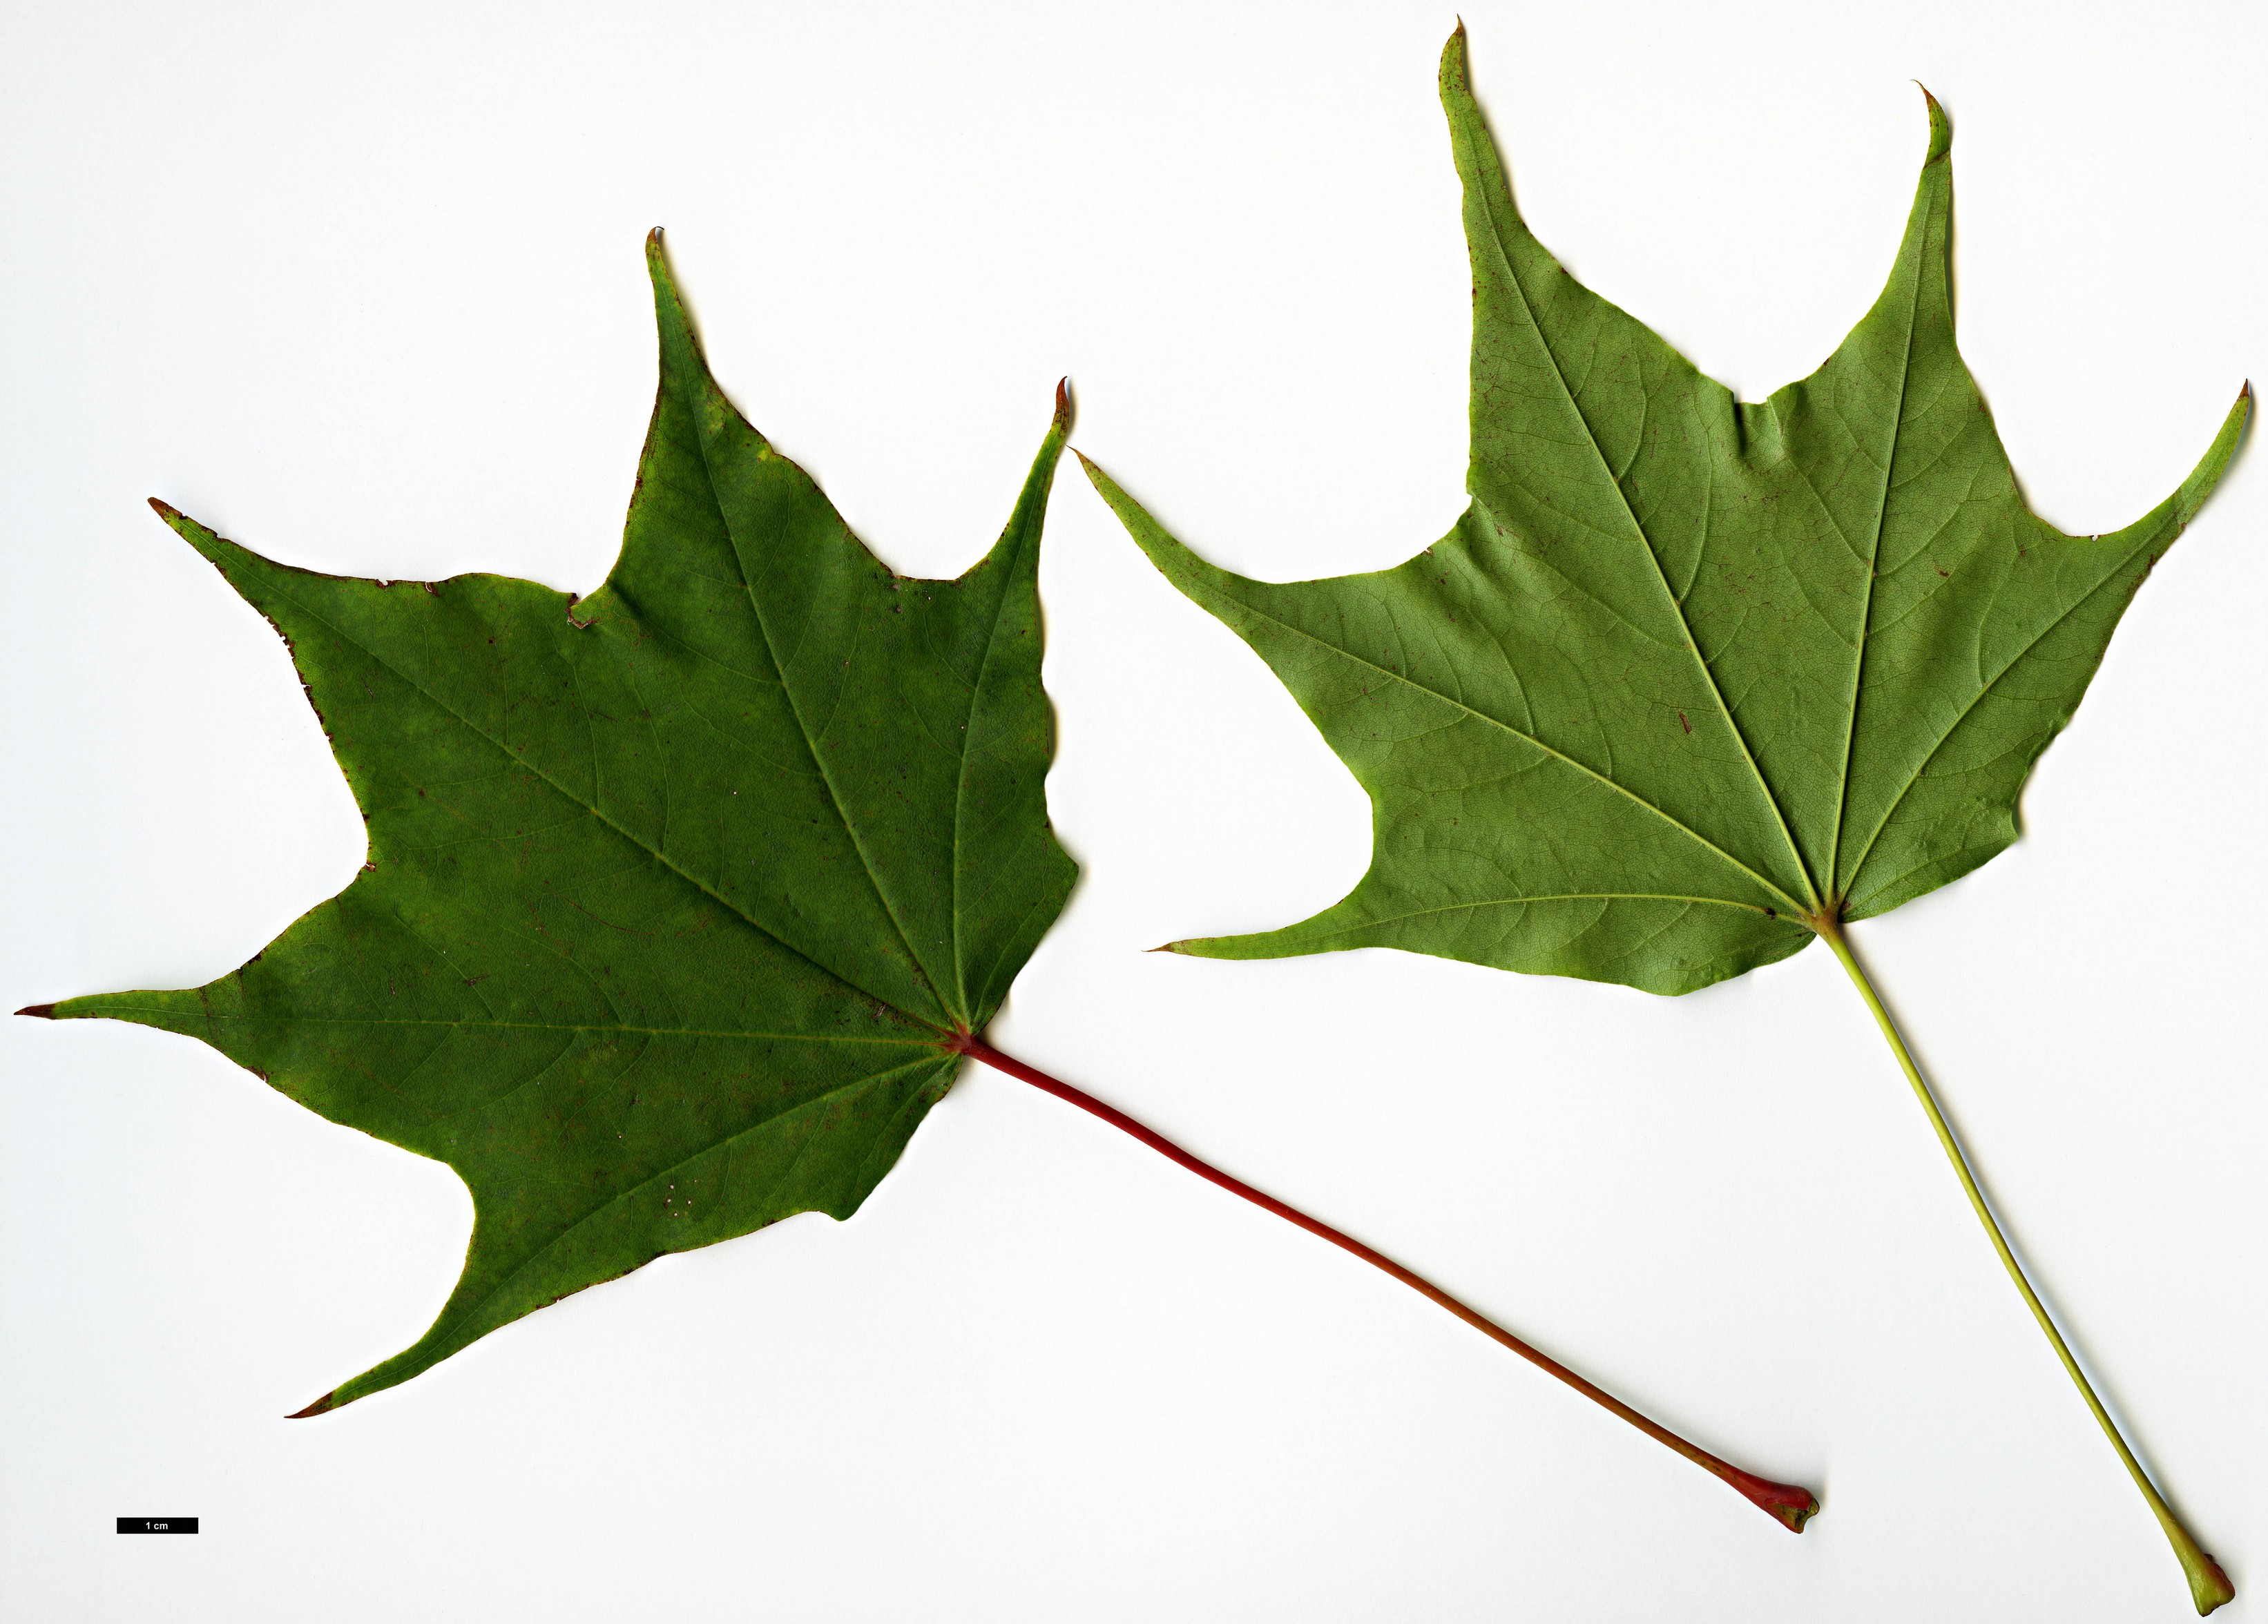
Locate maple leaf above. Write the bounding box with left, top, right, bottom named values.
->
left=22, top=231, right=1817, bottom=1533
left=37, top=235, right=1077, bottom=1411
left=1083, top=27, right=2245, bottom=1614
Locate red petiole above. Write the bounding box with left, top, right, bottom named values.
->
left=942, top=1028, right=1818, bottom=1531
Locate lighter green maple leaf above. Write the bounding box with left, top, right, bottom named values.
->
left=1084, top=27, right=2245, bottom=1614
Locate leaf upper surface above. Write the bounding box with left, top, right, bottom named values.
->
left=1087, top=28, right=2245, bottom=995
left=57, top=237, right=1075, bottom=1406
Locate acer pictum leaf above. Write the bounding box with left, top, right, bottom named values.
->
left=23, top=231, right=1816, bottom=1531
left=1086, top=26, right=2244, bottom=1613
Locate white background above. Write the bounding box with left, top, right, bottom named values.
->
left=3, top=1, right=2262, bottom=1618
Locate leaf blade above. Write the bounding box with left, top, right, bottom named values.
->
left=1097, top=28, right=2245, bottom=988
left=56, top=242, right=1074, bottom=1405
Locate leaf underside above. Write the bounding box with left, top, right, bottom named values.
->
left=55, top=237, right=1075, bottom=1409
left=1088, top=27, right=2246, bottom=996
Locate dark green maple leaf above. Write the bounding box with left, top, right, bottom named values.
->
left=1084, top=28, right=2245, bottom=1614
left=26, top=233, right=1825, bottom=1536
left=44, top=234, right=1076, bottom=1411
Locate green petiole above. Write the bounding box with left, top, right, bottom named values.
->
left=1816, top=918, right=2232, bottom=1615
